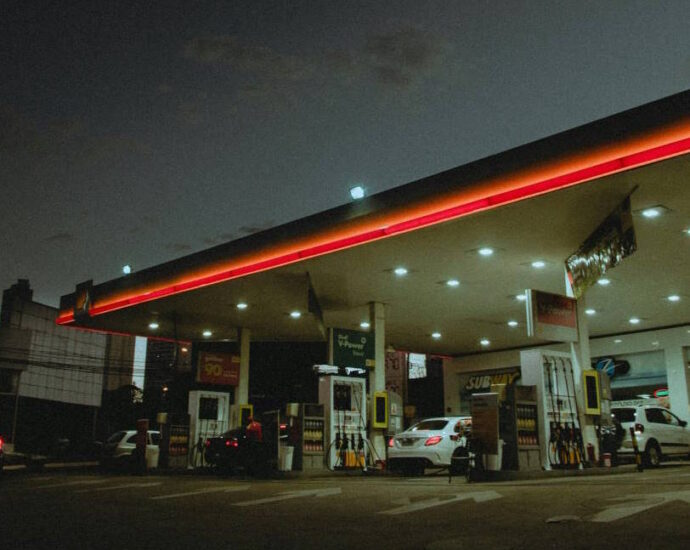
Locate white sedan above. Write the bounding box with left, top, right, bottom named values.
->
left=387, top=416, right=471, bottom=475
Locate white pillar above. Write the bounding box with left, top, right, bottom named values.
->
left=369, top=302, right=386, bottom=462
left=237, top=328, right=250, bottom=404
left=665, top=334, right=690, bottom=420
left=564, top=271, right=598, bottom=460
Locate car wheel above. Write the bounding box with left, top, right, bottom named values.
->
left=644, top=442, right=661, bottom=467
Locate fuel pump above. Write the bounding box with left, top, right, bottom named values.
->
left=318, top=375, right=367, bottom=470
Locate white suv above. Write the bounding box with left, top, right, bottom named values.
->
left=611, top=404, right=690, bottom=466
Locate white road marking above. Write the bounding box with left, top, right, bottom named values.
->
left=75, top=482, right=162, bottom=493
left=151, top=485, right=250, bottom=500
left=234, top=487, right=342, bottom=506
left=35, top=479, right=109, bottom=489
left=379, top=490, right=502, bottom=515
left=590, top=490, right=690, bottom=523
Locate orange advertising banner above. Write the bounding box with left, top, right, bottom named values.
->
left=197, top=352, right=240, bottom=386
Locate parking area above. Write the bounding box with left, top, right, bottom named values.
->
left=2, top=462, right=689, bottom=549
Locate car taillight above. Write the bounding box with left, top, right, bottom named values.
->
left=424, top=435, right=443, bottom=446
left=205, top=439, right=211, bottom=448
left=634, top=423, right=645, bottom=434
left=388, top=438, right=394, bottom=448
left=225, top=438, right=238, bottom=448
left=0, top=436, right=4, bottom=450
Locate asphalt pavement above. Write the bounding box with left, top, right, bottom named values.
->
left=2, top=462, right=689, bottom=549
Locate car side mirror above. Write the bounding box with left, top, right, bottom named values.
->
left=680, top=420, right=687, bottom=428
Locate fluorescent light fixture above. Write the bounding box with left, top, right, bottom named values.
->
left=684, top=228, right=690, bottom=236
left=148, top=322, right=159, bottom=330
left=667, top=295, right=680, bottom=302
left=393, top=267, right=408, bottom=276
left=641, top=207, right=661, bottom=218
left=478, top=247, right=494, bottom=257
left=597, top=278, right=611, bottom=286
left=122, top=264, right=132, bottom=275
left=629, top=317, right=640, bottom=325
left=516, top=294, right=527, bottom=302
left=236, top=302, right=248, bottom=310
left=480, top=338, right=490, bottom=346
left=360, top=321, right=370, bottom=329
left=531, top=260, right=546, bottom=269
left=202, top=330, right=212, bottom=337
left=349, top=185, right=365, bottom=200
left=652, top=341, right=659, bottom=346
left=614, top=339, right=622, bottom=344
left=585, top=308, right=596, bottom=316
left=290, top=311, right=301, bottom=319
left=507, top=320, right=518, bottom=327
left=446, top=279, right=460, bottom=287
left=431, top=332, right=441, bottom=339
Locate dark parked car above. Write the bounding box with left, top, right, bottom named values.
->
left=204, top=428, right=257, bottom=472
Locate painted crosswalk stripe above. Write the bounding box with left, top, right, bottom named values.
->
left=75, top=482, right=163, bottom=493
left=151, top=485, right=250, bottom=500
left=35, top=479, right=109, bottom=489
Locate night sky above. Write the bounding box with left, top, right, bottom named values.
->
left=3, top=0, right=690, bottom=306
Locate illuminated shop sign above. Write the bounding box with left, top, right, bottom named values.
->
left=197, top=352, right=240, bottom=386
left=526, top=290, right=578, bottom=342
left=331, top=328, right=375, bottom=369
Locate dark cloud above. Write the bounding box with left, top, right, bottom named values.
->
left=364, top=28, right=446, bottom=88
left=164, top=242, right=192, bottom=252
left=184, top=36, right=314, bottom=82
left=202, top=232, right=236, bottom=246
left=238, top=223, right=273, bottom=235
left=44, top=232, right=74, bottom=243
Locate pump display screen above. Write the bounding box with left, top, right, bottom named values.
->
left=199, top=397, right=218, bottom=420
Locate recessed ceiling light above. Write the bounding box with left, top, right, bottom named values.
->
left=614, top=339, right=622, bottom=344
left=478, top=247, right=494, bottom=257
left=516, top=294, right=527, bottom=302
left=531, top=260, right=546, bottom=269
left=122, top=264, right=132, bottom=275
left=480, top=338, right=490, bottom=346
left=202, top=330, right=212, bottom=337
left=684, top=228, right=690, bottom=236
left=360, top=321, right=370, bottom=329
left=641, top=207, right=662, bottom=218
left=349, top=185, right=365, bottom=200
left=507, top=320, right=518, bottom=327
left=393, top=267, right=408, bottom=276
left=431, top=332, right=441, bottom=339
left=148, top=322, right=159, bottom=330
left=290, top=311, right=301, bottom=319
left=237, top=302, right=248, bottom=310
left=446, top=279, right=460, bottom=287
left=181, top=347, right=189, bottom=353
left=585, top=309, right=596, bottom=316
left=667, top=295, right=681, bottom=302
left=597, top=278, right=611, bottom=286
left=629, top=317, right=640, bottom=325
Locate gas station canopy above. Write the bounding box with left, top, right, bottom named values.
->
left=58, top=91, right=690, bottom=355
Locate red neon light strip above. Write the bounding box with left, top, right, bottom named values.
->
left=56, top=135, right=690, bottom=326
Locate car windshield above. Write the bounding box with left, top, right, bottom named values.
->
left=611, top=408, right=636, bottom=423
left=106, top=431, right=126, bottom=444
left=410, top=420, right=449, bottom=431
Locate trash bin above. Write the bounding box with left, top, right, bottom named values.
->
left=485, top=439, right=504, bottom=471
left=278, top=445, right=294, bottom=471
